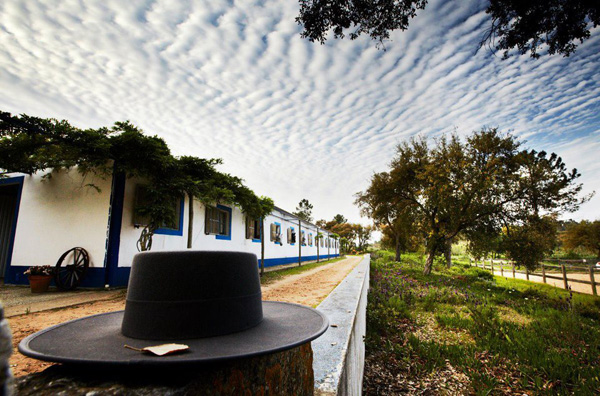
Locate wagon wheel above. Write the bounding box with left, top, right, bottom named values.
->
left=55, top=247, right=89, bottom=291
left=136, top=226, right=153, bottom=252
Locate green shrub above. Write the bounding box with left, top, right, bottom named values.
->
left=465, top=267, right=494, bottom=281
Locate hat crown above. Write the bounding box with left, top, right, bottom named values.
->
left=121, top=251, right=263, bottom=340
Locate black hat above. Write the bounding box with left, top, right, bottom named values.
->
left=19, top=251, right=328, bottom=367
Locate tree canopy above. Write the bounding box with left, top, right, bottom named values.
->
left=0, top=111, right=268, bottom=247
left=293, top=198, right=314, bottom=222
left=315, top=214, right=373, bottom=253
left=297, top=0, right=600, bottom=58
left=562, top=220, right=600, bottom=259
left=356, top=128, right=588, bottom=273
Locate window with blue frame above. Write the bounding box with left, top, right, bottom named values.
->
left=270, top=223, right=282, bottom=245
left=133, top=185, right=184, bottom=236
left=287, top=227, right=296, bottom=245
left=205, top=205, right=231, bottom=238
left=301, top=230, right=306, bottom=246
left=246, top=216, right=261, bottom=241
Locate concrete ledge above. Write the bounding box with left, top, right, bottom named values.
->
left=312, top=255, right=370, bottom=395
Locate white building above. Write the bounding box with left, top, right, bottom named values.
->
left=0, top=170, right=339, bottom=287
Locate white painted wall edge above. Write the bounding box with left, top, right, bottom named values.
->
left=312, top=255, right=370, bottom=395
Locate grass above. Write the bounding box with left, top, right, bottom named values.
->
left=364, top=251, right=600, bottom=395
left=259, top=255, right=350, bottom=285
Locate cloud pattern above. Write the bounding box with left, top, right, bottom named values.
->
left=1, top=0, right=599, bottom=222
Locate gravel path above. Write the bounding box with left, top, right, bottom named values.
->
left=1, top=287, right=125, bottom=318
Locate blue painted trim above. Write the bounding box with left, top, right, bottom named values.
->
left=155, top=196, right=185, bottom=236
left=215, top=204, right=232, bottom=240
left=6, top=267, right=106, bottom=288
left=260, top=253, right=340, bottom=268
left=1, top=176, right=24, bottom=281
left=105, top=172, right=127, bottom=287
left=251, top=218, right=261, bottom=243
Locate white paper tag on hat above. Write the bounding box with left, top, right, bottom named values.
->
left=124, top=343, right=189, bottom=356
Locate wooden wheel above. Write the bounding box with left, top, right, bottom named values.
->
left=136, top=226, right=153, bottom=252
left=55, top=247, right=89, bottom=291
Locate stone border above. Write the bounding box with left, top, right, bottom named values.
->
left=312, top=255, right=370, bottom=395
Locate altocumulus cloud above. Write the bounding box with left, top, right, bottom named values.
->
left=1, top=0, right=599, bottom=222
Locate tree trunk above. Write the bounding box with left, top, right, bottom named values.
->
left=317, top=237, right=320, bottom=263
left=260, top=218, right=265, bottom=276
left=445, top=239, right=452, bottom=268
left=394, top=236, right=401, bottom=262
left=423, top=251, right=435, bottom=275
left=298, top=221, right=302, bottom=266
left=187, top=192, right=194, bottom=249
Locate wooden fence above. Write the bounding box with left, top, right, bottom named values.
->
left=470, top=258, right=598, bottom=296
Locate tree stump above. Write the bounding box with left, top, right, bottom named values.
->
left=16, top=343, right=314, bottom=395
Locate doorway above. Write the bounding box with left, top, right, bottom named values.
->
left=0, top=182, right=21, bottom=279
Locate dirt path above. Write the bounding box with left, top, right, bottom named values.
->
left=490, top=268, right=597, bottom=295
left=262, top=255, right=363, bottom=307
left=5, top=255, right=362, bottom=377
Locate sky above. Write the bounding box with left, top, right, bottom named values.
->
left=1, top=0, right=599, bottom=225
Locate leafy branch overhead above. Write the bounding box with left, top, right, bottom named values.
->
left=297, top=0, right=600, bottom=58
left=0, top=111, right=269, bottom=233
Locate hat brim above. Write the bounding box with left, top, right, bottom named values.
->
left=19, top=301, right=328, bottom=367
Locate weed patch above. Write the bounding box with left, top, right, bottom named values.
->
left=364, top=251, right=600, bottom=395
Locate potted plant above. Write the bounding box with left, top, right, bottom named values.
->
left=24, top=266, right=55, bottom=293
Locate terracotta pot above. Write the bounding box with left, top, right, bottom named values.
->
left=28, top=275, right=53, bottom=293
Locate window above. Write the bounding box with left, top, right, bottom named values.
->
left=205, top=205, right=230, bottom=238
left=287, top=227, right=296, bottom=245
left=246, top=217, right=261, bottom=240
left=301, top=230, right=306, bottom=246
left=133, top=185, right=183, bottom=236
left=308, top=233, right=313, bottom=246
left=270, top=223, right=282, bottom=244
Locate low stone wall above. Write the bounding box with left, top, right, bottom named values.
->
left=313, top=255, right=370, bottom=395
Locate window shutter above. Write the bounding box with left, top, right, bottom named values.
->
left=245, top=217, right=251, bottom=239
left=270, top=224, right=276, bottom=241
left=287, top=228, right=292, bottom=243
left=204, top=207, right=211, bottom=234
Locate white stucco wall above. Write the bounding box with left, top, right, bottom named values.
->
left=9, top=170, right=112, bottom=269
left=7, top=173, right=338, bottom=275
left=117, top=179, right=338, bottom=268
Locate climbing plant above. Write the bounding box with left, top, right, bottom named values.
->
left=0, top=111, right=267, bottom=249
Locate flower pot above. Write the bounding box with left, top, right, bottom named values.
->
left=28, top=275, right=53, bottom=293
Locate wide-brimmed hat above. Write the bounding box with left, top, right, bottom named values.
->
left=19, top=251, right=328, bottom=367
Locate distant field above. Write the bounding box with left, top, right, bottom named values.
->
left=364, top=252, right=600, bottom=395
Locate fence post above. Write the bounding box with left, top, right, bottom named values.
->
left=490, top=260, right=494, bottom=274
left=525, top=267, right=529, bottom=281
left=542, top=263, right=546, bottom=283
left=512, top=262, right=515, bottom=278
left=500, top=261, right=504, bottom=277
left=561, top=264, right=568, bottom=290
left=590, top=266, right=597, bottom=296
